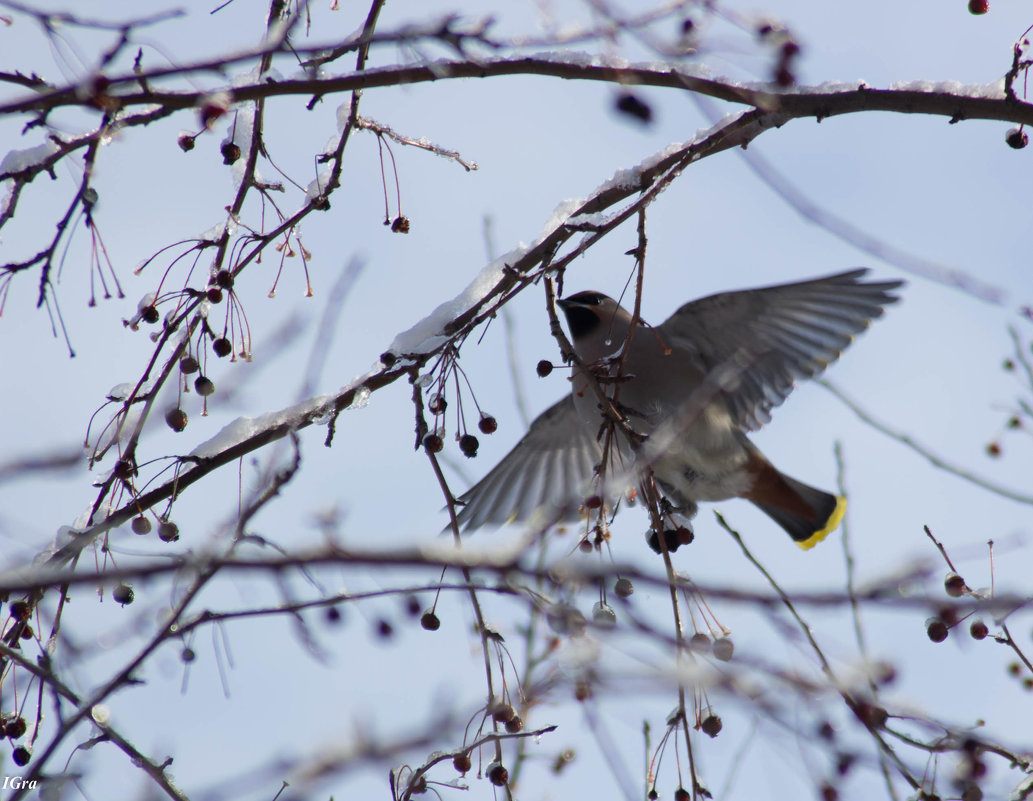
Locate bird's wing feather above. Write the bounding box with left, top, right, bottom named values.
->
left=657, top=269, right=903, bottom=430
left=455, top=396, right=604, bottom=530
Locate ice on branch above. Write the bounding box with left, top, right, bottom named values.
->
left=0, top=140, right=59, bottom=179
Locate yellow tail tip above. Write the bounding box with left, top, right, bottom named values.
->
left=796, top=496, right=847, bottom=551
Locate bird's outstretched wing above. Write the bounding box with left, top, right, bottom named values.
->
left=455, top=396, right=605, bottom=531
left=658, top=269, right=903, bottom=430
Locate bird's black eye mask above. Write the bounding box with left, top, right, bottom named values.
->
left=558, top=293, right=606, bottom=339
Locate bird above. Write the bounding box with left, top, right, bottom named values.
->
left=454, top=269, right=903, bottom=549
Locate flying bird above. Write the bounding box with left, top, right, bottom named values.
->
left=455, top=269, right=903, bottom=549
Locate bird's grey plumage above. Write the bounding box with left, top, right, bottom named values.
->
left=455, top=269, right=903, bottom=541
left=659, top=268, right=903, bottom=431
left=455, top=396, right=603, bottom=530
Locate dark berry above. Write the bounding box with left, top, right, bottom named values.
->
left=505, top=715, right=523, bottom=733
left=614, top=577, right=634, bottom=597
left=615, top=91, right=653, bottom=124
left=970, top=619, right=989, bottom=640
left=689, top=632, right=710, bottom=652
left=19, top=625, right=32, bottom=640
left=178, top=134, right=196, bottom=152
left=206, top=287, right=224, bottom=304
left=856, top=702, right=888, bottom=728
left=215, top=270, right=234, bottom=289
left=221, top=141, right=241, bottom=165
left=324, top=606, right=342, bottom=624
left=181, top=647, right=196, bottom=662
left=380, top=351, right=397, bottom=368
left=478, top=414, right=498, bottom=434
left=405, top=595, right=422, bottom=617
left=391, top=216, right=410, bottom=234
left=487, top=763, right=508, bottom=787
left=926, top=618, right=949, bottom=643
left=6, top=716, right=27, bottom=738
left=459, top=434, right=479, bottom=457
left=712, top=637, right=734, bottom=661
left=420, top=611, right=440, bottom=631
left=578, top=538, right=593, bottom=554
left=536, top=359, right=553, bottom=377
left=945, top=572, right=966, bottom=597
left=131, top=516, right=152, bottom=535
left=452, top=753, right=472, bottom=773
left=428, top=394, right=447, bottom=414
left=968, top=0, right=989, bottom=13
left=158, top=520, right=180, bottom=542
left=592, top=602, right=617, bottom=627
left=165, top=408, right=188, bottom=432
left=112, top=583, right=135, bottom=605
left=212, top=337, right=232, bottom=357
left=491, top=702, right=516, bottom=723
left=376, top=619, right=393, bottom=639
left=141, top=305, right=160, bottom=324
left=10, top=601, right=31, bottom=621
left=675, top=789, right=691, bottom=801
left=700, top=714, right=722, bottom=737
left=1006, top=127, right=1028, bottom=149
left=675, top=526, right=694, bottom=545
left=423, top=433, right=444, bottom=453
left=194, top=376, right=215, bottom=396
left=180, top=355, right=200, bottom=374
left=12, top=746, right=30, bottom=766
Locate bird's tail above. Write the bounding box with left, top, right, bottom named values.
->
left=748, top=470, right=846, bottom=550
